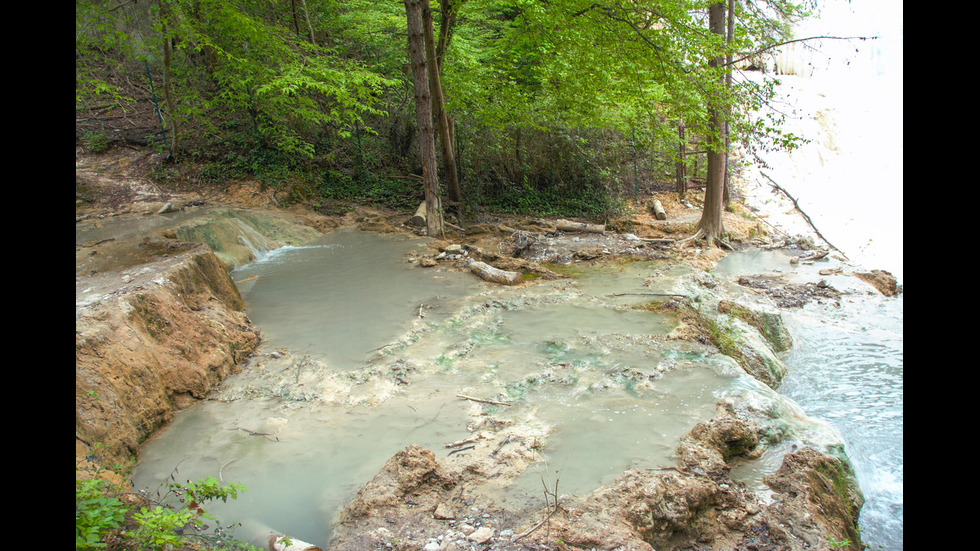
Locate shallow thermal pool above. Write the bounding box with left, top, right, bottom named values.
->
left=131, top=230, right=776, bottom=548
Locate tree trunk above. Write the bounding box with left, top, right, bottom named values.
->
left=404, top=0, right=443, bottom=237
left=160, top=3, right=178, bottom=159
left=436, top=0, right=459, bottom=71
left=290, top=0, right=301, bottom=36
left=298, top=0, right=316, bottom=46
left=675, top=123, right=686, bottom=196
left=723, top=0, right=735, bottom=207
left=697, top=3, right=728, bottom=243
left=423, top=6, right=462, bottom=208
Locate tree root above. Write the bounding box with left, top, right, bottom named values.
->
left=675, top=228, right=706, bottom=247
left=676, top=228, right=733, bottom=251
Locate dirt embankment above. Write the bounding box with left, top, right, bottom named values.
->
left=75, top=244, right=260, bottom=467
left=76, top=148, right=869, bottom=551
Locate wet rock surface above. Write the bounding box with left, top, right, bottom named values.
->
left=328, top=405, right=864, bottom=551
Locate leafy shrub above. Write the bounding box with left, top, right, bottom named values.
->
left=76, top=463, right=257, bottom=551
left=76, top=477, right=127, bottom=549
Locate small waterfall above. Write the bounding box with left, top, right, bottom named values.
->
left=228, top=217, right=282, bottom=262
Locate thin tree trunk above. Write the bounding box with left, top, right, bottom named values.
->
left=405, top=0, right=443, bottom=237
left=723, top=0, right=735, bottom=207
left=436, top=0, right=458, bottom=71
left=675, top=123, right=686, bottom=196
left=298, top=0, right=316, bottom=46
left=290, top=0, right=301, bottom=36
left=424, top=6, right=461, bottom=208
left=697, top=3, right=727, bottom=242
left=160, top=2, right=178, bottom=159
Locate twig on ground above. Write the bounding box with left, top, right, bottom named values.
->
left=456, top=393, right=512, bottom=406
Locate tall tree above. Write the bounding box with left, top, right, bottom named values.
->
left=695, top=2, right=729, bottom=244
left=405, top=0, right=444, bottom=237
left=424, top=5, right=462, bottom=211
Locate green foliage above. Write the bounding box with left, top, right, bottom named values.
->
left=79, top=131, right=111, bottom=154
left=76, top=477, right=126, bottom=549
left=76, top=0, right=815, bottom=219
left=127, top=505, right=198, bottom=550
left=76, top=461, right=257, bottom=551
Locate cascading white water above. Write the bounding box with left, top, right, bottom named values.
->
left=736, top=2, right=903, bottom=549
left=741, top=0, right=903, bottom=282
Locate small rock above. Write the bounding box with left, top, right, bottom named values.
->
left=434, top=503, right=454, bottom=520
left=467, top=526, right=494, bottom=544
left=420, top=257, right=437, bottom=267
left=423, top=542, right=441, bottom=551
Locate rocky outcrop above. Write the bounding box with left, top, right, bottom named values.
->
left=854, top=269, right=902, bottom=297
left=327, top=404, right=864, bottom=551
left=717, top=299, right=793, bottom=353
left=75, top=244, right=259, bottom=467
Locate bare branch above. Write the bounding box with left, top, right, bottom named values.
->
left=725, top=34, right=876, bottom=67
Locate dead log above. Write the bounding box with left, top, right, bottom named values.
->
left=555, top=219, right=605, bottom=234
left=407, top=202, right=427, bottom=227
left=651, top=199, right=667, bottom=220
left=468, top=260, right=523, bottom=285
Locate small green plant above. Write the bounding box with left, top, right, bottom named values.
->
left=80, top=131, right=110, bottom=153
left=76, top=477, right=127, bottom=549
left=127, top=505, right=198, bottom=550
left=828, top=536, right=852, bottom=549
left=76, top=461, right=256, bottom=551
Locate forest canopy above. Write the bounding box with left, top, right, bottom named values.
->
left=76, top=0, right=810, bottom=221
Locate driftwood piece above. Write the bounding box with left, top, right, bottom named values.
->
left=651, top=199, right=667, bottom=220
left=469, top=260, right=523, bottom=285
left=239, top=519, right=323, bottom=551
left=556, top=219, right=605, bottom=234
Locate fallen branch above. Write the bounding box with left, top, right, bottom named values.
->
left=799, top=250, right=829, bottom=261
left=632, top=236, right=675, bottom=244
left=236, top=427, right=273, bottom=436
left=445, top=433, right=487, bottom=448
left=556, top=219, right=605, bottom=234
left=759, top=171, right=848, bottom=259
left=447, top=445, right=475, bottom=457
left=218, top=459, right=238, bottom=483
left=607, top=292, right=687, bottom=298
left=514, top=509, right=558, bottom=541
left=456, top=393, right=512, bottom=406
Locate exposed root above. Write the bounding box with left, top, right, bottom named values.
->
left=675, top=228, right=706, bottom=247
